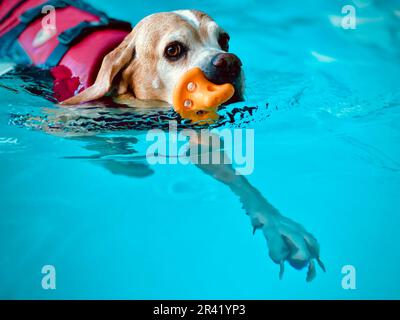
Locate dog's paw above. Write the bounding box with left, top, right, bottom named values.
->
left=254, top=215, right=325, bottom=282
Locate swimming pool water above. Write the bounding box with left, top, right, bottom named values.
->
left=0, top=0, right=400, bottom=299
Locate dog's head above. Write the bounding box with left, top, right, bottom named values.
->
left=62, top=10, right=244, bottom=106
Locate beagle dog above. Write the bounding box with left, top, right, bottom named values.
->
left=3, top=8, right=324, bottom=281
left=62, top=10, right=244, bottom=107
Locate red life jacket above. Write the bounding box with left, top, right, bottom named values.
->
left=0, top=0, right=131, bottom=101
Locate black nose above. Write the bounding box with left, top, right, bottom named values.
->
left=210, top=53, right=242, bottom=84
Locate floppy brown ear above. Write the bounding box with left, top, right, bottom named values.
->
left=61, top=33, right=135, bottom=105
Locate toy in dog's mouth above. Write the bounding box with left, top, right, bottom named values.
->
left=172, top=67, right=235, bottom=124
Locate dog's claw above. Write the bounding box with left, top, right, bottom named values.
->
left=279, top=261, right=285, bottom=280
left=304, top=235, right=320, bottom=257
left=281, top=234, right=298, bottom=253
left=252, top=220, right=264, bottom=235
left=317, top=258, right=326, bottom=272
left=306, top=260, right=316, bottom=282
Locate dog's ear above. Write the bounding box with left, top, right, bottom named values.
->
left=61, top=33, right=135, bottom=105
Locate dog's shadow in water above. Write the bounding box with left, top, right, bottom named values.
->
left=5, top=65, right=325, bottom=281
left=66, top=135, right=155, bottom=178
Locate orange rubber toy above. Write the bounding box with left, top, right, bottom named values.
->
left=172, top=67, right=235, bottom=123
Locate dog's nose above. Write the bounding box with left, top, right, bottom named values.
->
left=210, top=53, right=242, bottom=83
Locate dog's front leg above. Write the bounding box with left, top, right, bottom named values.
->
left=190, top=136, right=325, bottom=281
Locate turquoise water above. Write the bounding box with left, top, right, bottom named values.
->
left=1, top=0, right=400, bottom=299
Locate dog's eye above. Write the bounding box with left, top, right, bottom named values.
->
left=218, top=33, right=230, bottom=52
left=164, top=42, right=186, bottom=61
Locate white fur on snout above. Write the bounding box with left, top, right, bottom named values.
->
left=152, top=78, right=160, bottom=89
left=191, top=48, right=222, bottom=70
left=206, top=22, right=221, bottom=46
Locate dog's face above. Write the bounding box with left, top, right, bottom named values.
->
left=62, top=10, right=244, bottom=106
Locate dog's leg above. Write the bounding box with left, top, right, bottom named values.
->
left=190, top=134, right=325, bottom=281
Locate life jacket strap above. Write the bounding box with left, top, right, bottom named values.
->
left=46, top=18, right=131, bottom=67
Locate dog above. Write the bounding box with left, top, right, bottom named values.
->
left=1, top=4, right=324, bottom=281
left=61, top=10, right=244, bottom=107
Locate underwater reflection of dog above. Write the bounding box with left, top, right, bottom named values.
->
left=146, top=122, right=254, bottom=175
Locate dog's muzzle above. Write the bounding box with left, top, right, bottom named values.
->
left=210, top=53, right=242, bottom=84
left=203, top=53, right=244, bottom=104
